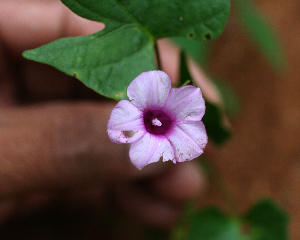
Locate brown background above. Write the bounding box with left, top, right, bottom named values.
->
left=204, top=0, right=300, bottom=239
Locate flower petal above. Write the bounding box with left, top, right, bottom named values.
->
left=107, top=130, right=145, bottom=144
left=129, top=133, right=175, bottom=170
left=164, top=86, right=205, bottom=122
left=127, top=71, right=171, bottom=111
left=167, top=121, right=207, bottom=163
left=107, top=100, right=145, bottom=143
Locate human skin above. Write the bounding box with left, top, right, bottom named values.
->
left=0, top=0, right=206, bottom=231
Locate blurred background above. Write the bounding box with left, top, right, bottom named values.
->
left=200, top=0, right=300, bottom=239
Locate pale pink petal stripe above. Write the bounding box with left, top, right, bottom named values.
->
left=127, top=71, right=171, bottom=111
left=164, top=86, right=205, bottom=122
left=129, top=133, right=175, bottom=170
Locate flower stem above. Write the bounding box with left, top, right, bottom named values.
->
left=155, top=41, right=162, bottom=70
left=200, top=158, right=238, bottom=215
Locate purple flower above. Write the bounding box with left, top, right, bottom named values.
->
left=107, top=70, right=208, bottom=170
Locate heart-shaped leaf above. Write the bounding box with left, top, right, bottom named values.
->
left=23, top=0, right=230, bottom=100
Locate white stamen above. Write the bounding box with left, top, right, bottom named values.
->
left=152, top=118, right=162, bottom=126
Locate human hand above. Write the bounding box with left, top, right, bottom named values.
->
left=0, top=0, right=206, bottom=234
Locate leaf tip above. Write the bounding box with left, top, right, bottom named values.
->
left=22, top=49, right=35, bottom=60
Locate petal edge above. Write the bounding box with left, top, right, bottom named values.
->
left=129, top=133, right=175, bottom=169
left=127, top=71, right=171, bottom=111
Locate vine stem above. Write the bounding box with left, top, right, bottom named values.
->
left=155, top=41, right=162, bottom=70
left=200, top=159, right=238, bottom=216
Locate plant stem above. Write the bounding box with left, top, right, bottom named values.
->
left=155, top=41, right=162, bottom=70
left=200, top=158, right=238, bottom=216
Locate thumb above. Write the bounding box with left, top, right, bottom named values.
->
left=0, top=102, right=162, bottom=198
left=0, top=0, right=104, bottom=56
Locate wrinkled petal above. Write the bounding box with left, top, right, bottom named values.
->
left=167, top=121, right=207, bottom=163
left=108, top=130, right=145, bottom=144
left=176, top=121, right=208, bottom=150
left=107, top=100, right=145, bottom=143
left=164, top=86, right=205, bottom=122
left=127, top=71, right=171, bottom=111
left=129, top=133, right=175, bottom=170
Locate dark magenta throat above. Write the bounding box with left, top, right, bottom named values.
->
left=143, top=110, right=172, bottom=135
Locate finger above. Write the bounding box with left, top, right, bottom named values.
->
left=114, top=181, right=181, bottom=229
left=157, top=39, right=180, bottom=84
left=0, top=43, right=17, bottom=106
left=0, top=0, right=104, bottom=55
left=60, top=185, right=108, bottom=211
left=0, top=199, right=17, bottom=224
left=158, top=39, right=223, bottom=105
left=150, top=161, right=206, bottom=201
left=0, top=102, right=165, bottom=198
left=112, top=162, right=206, bottom=229
left=187, top=57, right=222, bottom=105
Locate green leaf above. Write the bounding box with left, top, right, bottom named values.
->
left=234, top=0, right=286, bottom=71
left=23, top=0, right=230, bottom=100
left=173, top=200, right=288, bottom=240
left=211, top=78, right=241, bottom=117
left=243, top=199, right=289, bottom=240
left=186, top=207, right=247, bottom=240
left=61, top=0, right=230, bottom=41
left=179, top=51, right=192, bottom=86
left=23, top=24, right=155, bottom=100
left=202, top=100, right=231, bottom=145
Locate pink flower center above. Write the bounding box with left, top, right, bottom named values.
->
left=143, top=110, right=173, bottom=135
